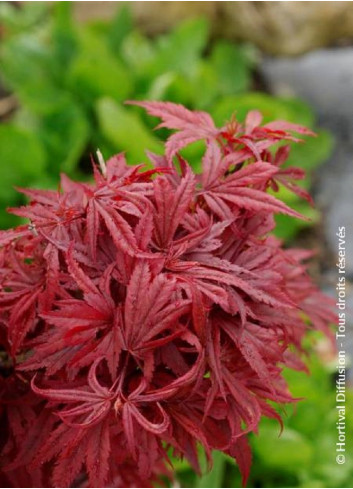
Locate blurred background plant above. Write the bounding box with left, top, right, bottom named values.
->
left=0, top=3, right=349, bottom=488
left=0, top=2, right=332, bottom=240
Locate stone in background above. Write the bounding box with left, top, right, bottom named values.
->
left=74, top=1, right=353, bottom=55
left=261, top=48, right=353, bottom=377
left=261, top=48, right=353, bottom=277
left=220, top=2, right=353, bottom=55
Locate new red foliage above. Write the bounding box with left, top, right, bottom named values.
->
left=0, top=102, right=336, bottom=487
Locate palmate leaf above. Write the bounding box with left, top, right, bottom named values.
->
left=82, top=155, right=163, bottom=258
left=5, top=408, right=57, bottom=472
left=0, top=238, right=60, bottom=355
left=32, top=358, right=114, bottom=427
left=153, top=165, right=196, bottom=248
left=7, top=287, right=41, bottom=355
left=127, top=100, right=218, bottom=160
left=201, top=140, right=224, bottom=189
left=123, top=261, right=191, bottom=350
left=25, top=361, right=114, bottom=486
left=264, top=120, right=316, bottom=137
left=201, top=160, right=306, bottom=220
left=33, top=417, right=111, bottom=488
left=94, top=199, right=140, bottom=256
left=31, top=257, right=121, bottom=378
left=148, top=18, right=209, bottom=79
left=205, top=186, right=306, bottom=220
left=121, top=381, right=170, bottom=460
left=219, top=319, right=274, bottom=391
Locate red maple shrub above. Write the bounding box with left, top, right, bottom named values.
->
left=0, top=102, right=336, bottom=488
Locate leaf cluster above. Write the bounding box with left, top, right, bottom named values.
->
left=0, top=102, right=336, bottom=487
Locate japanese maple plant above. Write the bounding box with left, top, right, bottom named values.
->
left=0, top=101, right=335, bottom=488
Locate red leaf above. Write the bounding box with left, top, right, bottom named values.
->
left=128, top=100, right=218, bottom=159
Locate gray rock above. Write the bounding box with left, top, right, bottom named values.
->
left=261, top=47, right=353, bottom=277
left=261, top=48, right=353, bottom=123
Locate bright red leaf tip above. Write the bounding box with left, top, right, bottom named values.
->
left=0, top=101, right=336, bottom=488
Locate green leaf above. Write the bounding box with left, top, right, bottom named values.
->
left=149, top=18, right=209, bottom=79
left=252, top=424, right=314, bottom=472
left=107, top=4, right=133, bottom=53
left=196, top=451, right=227, bottom=488
left=67, top=28, right=132, bottom=104
left=95, top=98, right=163, bottom=164
left=120, top=31, right=156, bottom=78
left=145, top=72, right=178, bottom=101
left=38, top=98, right=90, bottom=174
left=271, top=184, right=320, bottom=241
left=189, top=61, right=219, bottom=108
left=210, top=41, right=255, bottom=95
left=212, top=92, right=314, bottom=126
left=277, top=97, right=315, bottom=126
left=0, top=35, right=62, bottom=113
left=306, top=433, right=353, bottom=487
left=286, top=129, right=333, bottom=171
left=51, top=2, right=77, bottom=69
left=274, top=206, right=319, bottom=241
left=180, top=140, right=206, bottom=173
left=159, top=74, right=194, bottom=106
left=0, top=124, right=46, bottom=191
left=0, top=124, right=46, bottom=228
left=0, top=2, right=49, bottom=36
